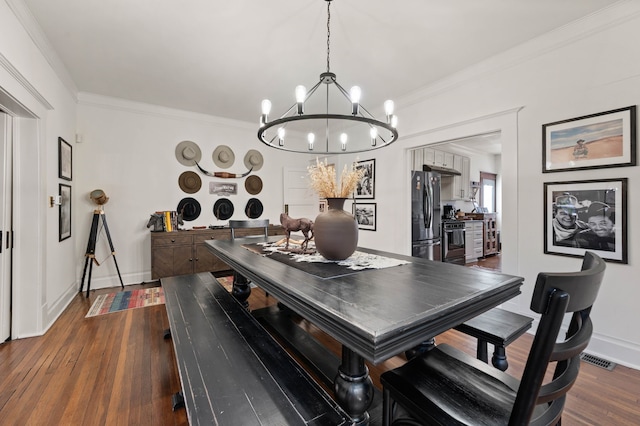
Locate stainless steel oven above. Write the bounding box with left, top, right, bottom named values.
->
left=442, top=221, right=465, bottom=265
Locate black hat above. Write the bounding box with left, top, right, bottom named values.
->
left=214, top=198, right=234, bottom=220
left=245, top=198, right=263, bottom=219
left=177, top=197, right=201, bottom=221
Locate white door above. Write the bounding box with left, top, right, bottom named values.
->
left=282, top=167, right=318, bottom=223
left=0, top=112, right=12, bottom=342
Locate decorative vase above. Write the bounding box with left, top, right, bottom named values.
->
left=314, top=198, right=358, bottom=260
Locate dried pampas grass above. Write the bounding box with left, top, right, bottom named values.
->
left=308, top=158, right=365, bottom=198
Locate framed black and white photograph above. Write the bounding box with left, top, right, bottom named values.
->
left=544, top=178, right=627, bottom=263
left=59, top=184, right=72, bottom=241
left=542, top=106, right=636, bottom=173
left=354, top=158, right=375, bottom=199
left=353, top=202, right=376, bottom=231
left=58, top=137, right=72, bottom=180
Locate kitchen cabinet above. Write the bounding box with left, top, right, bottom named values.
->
left=151, top=226, right=285, bottom=279
left=441, top=154, right=471, bottom=200
left=464, top=220, right=484, bottom=263
left=464, top=213, right=499, bottom=257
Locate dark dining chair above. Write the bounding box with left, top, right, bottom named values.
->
left=381, top=251, right=606, bottom=426
left=229, top=219, right=269, bottom=306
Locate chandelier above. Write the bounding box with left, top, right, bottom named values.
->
left=257, top=0, right=398, bottom=154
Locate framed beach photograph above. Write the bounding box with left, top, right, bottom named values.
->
left=542, top=106, right=636, bottom=173
left=58, top=137, right=72, bottom=180
left=354, top=158, right=375, bottom=199
left=544, top=178, right=627, bottom=263
left=59, top=184, right=72, bottom=241
left=353, top=202, right=376, bottom=231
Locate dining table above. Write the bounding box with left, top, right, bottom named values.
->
left=206, top=236, right=524, bottom=425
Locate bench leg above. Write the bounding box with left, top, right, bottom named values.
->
left=405, top=337, right=436, bottom=360
left=491, top=345, right=509, bottom=371
left=477, top=339, right=489, bottom=363
left=172, top=391, right=184, bottom=411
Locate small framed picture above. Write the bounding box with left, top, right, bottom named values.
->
left=319, top=199, right=327, bottom=213
left=353, top=202, right=376, bottom=231
left=544, top=178, right=627, bottom=263
left=58, top=137, right=72, bottom=181
left=354, top=158, right=375, bottom=199
left=542, top=106, right=636, bottom=173
left=59, top=184, right=72, bottom=241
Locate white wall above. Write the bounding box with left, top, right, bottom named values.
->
left=354, top=3, right=640, bottom=368
left=75, top=94, right=305, bottom=287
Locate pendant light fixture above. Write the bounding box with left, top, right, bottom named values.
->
left=257, top=0, right=398, bottom=154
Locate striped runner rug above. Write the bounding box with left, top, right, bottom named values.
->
left=86, top=287, right=165, bottom=317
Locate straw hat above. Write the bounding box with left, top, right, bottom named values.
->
left=175, top=140, right=202, bottom=166
left=212, top=145, right=235, bottom=169
left=178, top=171, right=202, bottom=194
left=244, top=149, right=264, bottom=171
left=244, top=175, right=263, bottom=195
left=214, top=198, right=234, bottom=220
left=177, top=197, right=201, bottom=221
left=245, top=198, right=264, bottom=219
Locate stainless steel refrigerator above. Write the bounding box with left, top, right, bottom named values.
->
left=411, top=170, right=442, bottom=261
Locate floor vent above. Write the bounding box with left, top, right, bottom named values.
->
left=580, top=353, right=616, bottom=371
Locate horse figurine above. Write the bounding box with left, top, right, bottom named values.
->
left=279, top=213, right=314, bottom=251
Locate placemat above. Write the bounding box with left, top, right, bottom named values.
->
left=242, top=243, right=410, bottom=279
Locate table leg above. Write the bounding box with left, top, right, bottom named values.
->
left=404, top=337, right=436, bottom=360
left=334, top=346, right=374, bottom=425
left=231, top=271, right=251, bottom=308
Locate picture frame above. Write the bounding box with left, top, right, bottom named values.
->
left=58, top=137, right=72, bottom=181
left=354, top=158, right=375, bottom=199
left=544, top=178, right=627, bottom=263
left=319, top=199, right=327, bottom=213
left=542, top=105, right=636, bottom=173
left=59, top=184, right=72, bottom=242
left=353, top=202, right=376, bottom=231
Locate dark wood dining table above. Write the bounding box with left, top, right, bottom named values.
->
left=206, top=236, right=524, bottom=425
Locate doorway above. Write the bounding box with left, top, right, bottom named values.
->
left=479, top=171, right=497, bottom=213
left=0, top=111, right=12, bottom=342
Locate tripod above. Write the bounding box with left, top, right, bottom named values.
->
left=80, top=209, right=124, bottom=297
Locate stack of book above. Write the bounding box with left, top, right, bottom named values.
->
left=156, top=211, right=179, bottom=232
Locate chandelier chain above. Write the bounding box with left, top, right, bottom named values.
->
left=326, top=0, right=331, bottom=73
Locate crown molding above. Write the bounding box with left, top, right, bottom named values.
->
left=77, top=92, right=256, bottom=130
left=6, top=0, right=78, bottom=102
left=0, top=51, right=53, bottom=111
left=398, top=1, right=640, bottom=110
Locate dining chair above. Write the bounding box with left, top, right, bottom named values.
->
left=229, top=219, right=270, bottom=306
left=380, top=251, right=606, bottom=426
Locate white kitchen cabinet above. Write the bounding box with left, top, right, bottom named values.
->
left=464, top=220, right=484, bottom=263
left=423, top=148, right=435, bottom=165
left=442, top=152, right=455, bottom=169
left=441, top=154, right=471, bottom=200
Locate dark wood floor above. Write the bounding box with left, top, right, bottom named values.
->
left=1, top=255, right=639, bottom=425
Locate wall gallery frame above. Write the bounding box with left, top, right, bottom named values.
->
left=354, top=158, right=375, bottom=199
left=353, top=202, right=376, bottom=231
left=59, top=184, right=72, bottom=241
left=58, top=137, right=72, bottom=180
left=544, top=178, right=627, bottom=263
left=542, top=105, right=636, bottom=173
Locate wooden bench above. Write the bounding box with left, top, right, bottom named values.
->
left=162, top=272, right=351, bottom=425
left=454, top=307, right=533, bottom=371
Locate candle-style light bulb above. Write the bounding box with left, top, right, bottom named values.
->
left=370, top=127, right=378, bottom=146
left=295, top=85, right=306, bottom=115
left=307, top=133, right=315, bottom=150
left=391, top=115, right=398, bottom=128
left=384, top=100, right=395, bottom=123
left=260, top=99, right=271, bottom=126
left=350, top=86, right=361, bottom=115
left=278, top=127, right=285, bottom=146
left=340, top=133, right=348, bottom=151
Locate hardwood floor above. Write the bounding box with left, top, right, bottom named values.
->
left=1, top=266, right=638, bottom=425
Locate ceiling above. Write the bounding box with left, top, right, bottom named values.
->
left=22, top=0, right=619, bottom=126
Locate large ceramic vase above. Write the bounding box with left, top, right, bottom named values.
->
left=314, top=198, right=358, bottom=260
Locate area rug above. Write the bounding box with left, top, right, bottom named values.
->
left=86, top=287, right=165, bottom=317
left=216, top=275, right=234, bottom=291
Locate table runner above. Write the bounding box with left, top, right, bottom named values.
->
left=242, top=242, right=410, bottom=279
